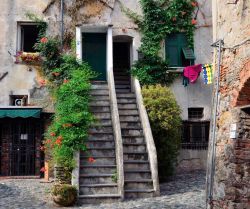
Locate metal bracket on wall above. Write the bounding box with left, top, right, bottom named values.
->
left=0, top=72, right=8, bottom=82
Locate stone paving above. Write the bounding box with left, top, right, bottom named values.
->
left=0, top=171, right=206, bottom=209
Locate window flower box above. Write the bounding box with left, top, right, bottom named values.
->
left=15, top=51, right=42, bottom=65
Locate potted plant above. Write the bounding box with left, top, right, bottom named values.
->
left=51, top=184, right=77, bottom=207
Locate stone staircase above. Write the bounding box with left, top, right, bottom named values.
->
left=78, top=82, right=121, bottom=204
left=114, top=69, right=155, bottom=199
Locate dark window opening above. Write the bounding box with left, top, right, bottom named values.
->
left=165, top=33, right=195, bottom=67
left=20, top=25, right=39, bottom=52
left=9, top=95, right=28, bottom=106
left=188, top=108, right=204, bottom=120
left=182, top=121, right=210, bottom=150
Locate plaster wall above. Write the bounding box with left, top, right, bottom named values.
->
left=206, top=0, right=250, bottom=208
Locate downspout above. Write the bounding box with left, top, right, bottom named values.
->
left=61, top=0, right=64, bottom=48
left=207, top=39, right=224, bottom=208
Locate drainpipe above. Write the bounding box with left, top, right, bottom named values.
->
left=61, top=0, right=64, bottom=49
left=207, top=39, right=224, bottom=208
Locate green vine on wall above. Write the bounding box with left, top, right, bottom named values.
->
left=123, top=0, right=198, bottom=85
left=27, top=13, right=96, bottom=171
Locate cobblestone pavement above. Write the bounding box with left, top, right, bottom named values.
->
left=0, top=171, right=206, bottom=209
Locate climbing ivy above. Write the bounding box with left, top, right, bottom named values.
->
left=26, top=13, right=96, bottom=172
left=124, top=0, right=197, bottom=85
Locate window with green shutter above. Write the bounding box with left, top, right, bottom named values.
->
left=165, top=33, right=195, bottom=67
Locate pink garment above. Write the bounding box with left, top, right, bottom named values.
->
left=184, top=64, right=202, bottom=83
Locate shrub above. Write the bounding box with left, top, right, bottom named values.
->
left=142, top=85, right=182, bottom=178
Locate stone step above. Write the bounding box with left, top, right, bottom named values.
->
left=79, top=174, right=114, bottom=184
left=79, top=184, right=118, bottom=195
left=123, top=144, right=147, bottom=152
left=125, top=180, right=153, bottom=190
left=116, top=93, right=135, bottom=98
left=116, top=89, right=131, bottom=93
left=91, top=89, right=109, bottom=96
left=90, top=106, right=110, bottom=113
left=91, top=85, right=109, bottom=90
left=119, top=115, right=140, bottom=122
left=122, top=136, right=145, bottom=144
left=121, top=129, right=143, bottom=136
left=89, top=126, right=113, bottom=134
left=81, top=148, right=115, bottom=157
left=94, top=113, right=111, bottom=120
left=114, top=75, right=130, bottom=80
left=118, top=104, right=137, bottom=109
left=87, top=140, right=115, bottom=149
left=119, top=110, right=139, bottom=116
left=90, top=100, right=110, bottom=106
left=124, top=160, right=150, bottom=170
left=91, top=95, right=110, bottom=100
left=80, top=156, right=116, bottom=165
left=121, top=122, right=141, bottom=129
left=115, top=80, right=131, bottom=85
left=124, top=170, right=152, bottom=180
left=124, top=189, right=154, bottom=199
left=80, top=165, right=116, bottom=175
left=117, top=98, right=137, bottom=104
left=88, top=134, right=113, bottom=141
left=78, top=194, right=121, bottom=204
left=93, top=119, right=112, bottom=126
left=123, top=152, right=148, bottom=161
left=91, top=81, right=107, bottom=85
left=115, top=84, right=131, bottom=89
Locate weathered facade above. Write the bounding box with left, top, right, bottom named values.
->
left=170, top=0, right=213, bottom=173
left=0, top=0, right=214, bottom=204
left=207, top=0, right=250, bottom=208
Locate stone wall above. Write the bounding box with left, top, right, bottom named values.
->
left=208, top=0, right=250, bottom=208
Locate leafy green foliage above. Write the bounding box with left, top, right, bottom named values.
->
left=125, top=0, right=197, bottom=85
left=46, top=59, right=96, bottom=169
left=27, top=17, right=96, bottom=170
left=142, top=85, right=182, bottom=178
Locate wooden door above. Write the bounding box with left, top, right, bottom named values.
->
left=82, top=33, right=107, bottom=81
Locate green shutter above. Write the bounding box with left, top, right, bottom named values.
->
left=182, top=47, right=195, bottom=60
left=165, top=33, right=191, bottom=67
left=82, top=33, right=107, bottom=81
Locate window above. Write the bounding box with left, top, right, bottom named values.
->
left=182, top=121, right=210, bottom=150
left=9, top=95, right=28, bottom=106
left=165, top=33, right=195, bottom=67
left=18, top=24, right=39, bottom=52
left=188, top=108, right=204, bottom=120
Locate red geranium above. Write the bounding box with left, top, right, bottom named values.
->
left=63, top=79, right=69, bottom=83
left=88, top=157, right=96, bottom=163
left=50, top=132, right=56, bottom=137
left=40, top=37, right=48, bottom=43
left=191, top=19, right=197, bottom=25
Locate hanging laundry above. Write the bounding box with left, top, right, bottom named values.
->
left=202, top=64, right=213, bottom=84
left=183, top=64, right=202, bottom=83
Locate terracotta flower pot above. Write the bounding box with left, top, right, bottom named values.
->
left=52, top=184, right=77, bottom=207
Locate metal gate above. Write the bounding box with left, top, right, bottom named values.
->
left=10, top=120, right=36, bottom=176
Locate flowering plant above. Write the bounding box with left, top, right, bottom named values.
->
left=15, top=51, right=41, bottom=64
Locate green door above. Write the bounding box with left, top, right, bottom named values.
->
left=82, top=33, right=107, bottom=81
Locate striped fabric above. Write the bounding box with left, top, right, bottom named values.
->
left=202, top=64, right=213, bottom=84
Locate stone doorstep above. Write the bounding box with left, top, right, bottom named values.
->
left=0, top=176, right=40, bottom=180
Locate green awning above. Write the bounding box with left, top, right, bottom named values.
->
left=0, top=108, right=41, bottom=118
